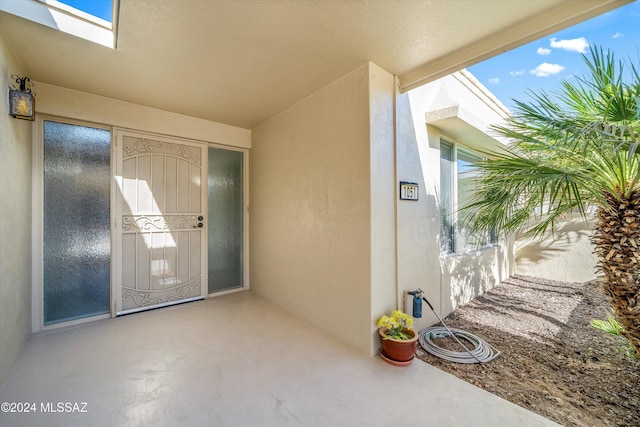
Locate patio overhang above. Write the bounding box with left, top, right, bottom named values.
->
left=0, top=0, right=632, bottom=129
left=398, top=0, right=632, bottom=92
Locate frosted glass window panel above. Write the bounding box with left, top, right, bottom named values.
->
left=43, top=121, right=111, bottom=325
left=208, top=148, right=243, bottom=293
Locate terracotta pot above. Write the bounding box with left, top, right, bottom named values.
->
left=378, top=327, right=418, bottom=364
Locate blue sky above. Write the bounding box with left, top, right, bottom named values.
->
left=59, top=0, right=112, bottom=22
left=468, top=1, right=640, bottom=110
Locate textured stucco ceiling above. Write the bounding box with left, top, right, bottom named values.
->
left=0, top=0, right=630, bottom=129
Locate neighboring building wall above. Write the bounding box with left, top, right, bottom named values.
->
left=516, top=217, right=598, bottom=282
left=396, top=70, right=514, bottom=330
left=0, top=29, right=32, bottom=384
left=250, top=63, right=396, bottom=356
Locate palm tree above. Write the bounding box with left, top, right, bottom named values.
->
left=461, top=46, right=640, bottom=357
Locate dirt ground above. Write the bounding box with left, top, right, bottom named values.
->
left=416, top=275, right=640, bottom=427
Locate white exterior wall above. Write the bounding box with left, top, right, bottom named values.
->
left=369, top=64, right=397, bottom=356
left=250, top=64, right=514, bottom=353
left=251, top=63, right=396, bottom=356
left=34, top=83, right=251, bottom=148
left=0, top=30, right=32, bottom=384
left=516, top=217, right=598, bottom=282
left=397, top=71, right=514, bottom=330
left=395, top=87, right=442, bottom=329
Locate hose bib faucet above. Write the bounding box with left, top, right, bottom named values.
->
left=407, top=289, right=424, bottom=318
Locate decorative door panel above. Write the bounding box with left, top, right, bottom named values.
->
left=117, top=134, right=206, bottom=314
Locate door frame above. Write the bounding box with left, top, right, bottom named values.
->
left=32, top=119, right=250, bottom=332
left=112, top=128, right=250, bottom=315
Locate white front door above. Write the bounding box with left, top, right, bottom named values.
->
left=114, top=131, right=207, bottom=315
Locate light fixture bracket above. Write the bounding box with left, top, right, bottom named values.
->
left=8, top=75, right=35, bottom=121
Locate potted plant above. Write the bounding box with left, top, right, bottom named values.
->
left=377, top=310, right=418, bottom=366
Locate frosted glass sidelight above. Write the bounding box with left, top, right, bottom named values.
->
left=43, top=121, right=111, bottom=325
left=208, top=148, right=243, bottom=293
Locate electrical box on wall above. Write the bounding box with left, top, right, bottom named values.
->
left=399, top=181, right=418, bottom=201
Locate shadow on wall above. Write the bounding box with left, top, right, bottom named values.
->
left=516, top=217, right=597, bottom=283
left=395, top=83, right=444, bottom=330
left=440, top=242, right=512, bottom=315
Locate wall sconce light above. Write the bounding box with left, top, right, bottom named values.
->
left=8, top=75, right=35, bottom=121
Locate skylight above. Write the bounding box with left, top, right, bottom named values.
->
left=0, top=0, right=117, bottom=48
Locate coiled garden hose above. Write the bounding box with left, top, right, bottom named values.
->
left=418, top=326, right=500, bottom=364
left=417, top=295, right=500, bottom=364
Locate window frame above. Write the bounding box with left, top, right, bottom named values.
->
left=439, top=138, right=497, bottom=255
left=440, top=140, right=455, bottom=254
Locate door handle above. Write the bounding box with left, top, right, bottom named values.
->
left=197, top=222, right=203, bottom=228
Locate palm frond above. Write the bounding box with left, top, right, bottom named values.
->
left=464, top=45, right=640, bottom=237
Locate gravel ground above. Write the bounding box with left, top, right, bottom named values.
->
left=416, top=275, right=640, bottom=427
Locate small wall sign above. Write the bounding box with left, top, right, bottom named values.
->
left=399, top=181, right=419, bottom=201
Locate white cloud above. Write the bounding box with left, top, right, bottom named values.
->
left=550, top=37, right=589, bottom=53
left=488, top=78, right=500, bottom=85
left=612, top=32, right=624, bottom=39
left=530, top=63, right=565, bottom=77
left=510, top=70, right=525, bottom=76
left=537, top=47, right=551, bottom=55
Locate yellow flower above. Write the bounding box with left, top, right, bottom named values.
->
left=377, top=316, right=389, bottom=328
left=377, top=309, right=414, bottom=339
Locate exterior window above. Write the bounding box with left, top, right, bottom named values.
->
left=440, top=141, right=455, bottom=253
left=440, top=140, right=496, bottom=254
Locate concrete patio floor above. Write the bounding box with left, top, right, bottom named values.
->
left=0, top=291, right=559, bottom=426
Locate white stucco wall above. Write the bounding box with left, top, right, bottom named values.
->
left=368, top=64, right=397, bottom=356
left=33, top=83, right=251, bottom=149
left=395, top=89, right=442, bottom=330
left=249, top=64, right=512, bottom=353
left=250, top=63, right=396, bottom=356
left=516, top=217, right=598, bottom=282
left=0, top=30, right=33, bottom=385
left=396, top=71, right=514, bottom=329
left=440, top=239, right=514, bottom=314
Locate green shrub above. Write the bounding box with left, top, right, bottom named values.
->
left=591, top=312, right=639, bottom=362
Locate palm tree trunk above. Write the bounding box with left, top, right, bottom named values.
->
left=592, top=190, right=640, bottom=358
